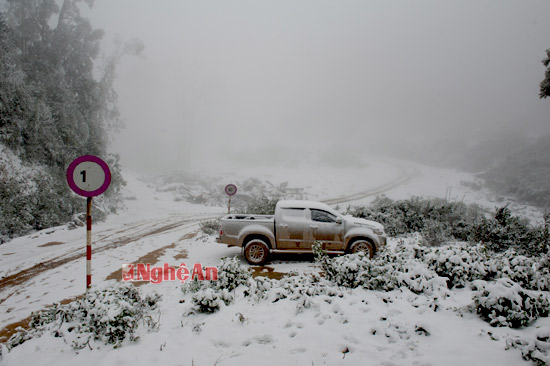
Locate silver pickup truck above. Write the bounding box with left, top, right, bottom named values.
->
left=217, top=200, right=386, bottom=265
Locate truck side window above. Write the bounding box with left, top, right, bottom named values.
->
left=311, top=209, right=337, bottom=223
left=281, top=208, right=306, bottom=219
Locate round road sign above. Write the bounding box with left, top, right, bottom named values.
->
left=67, top=155, right=111, bottom=197
left=225, top=184, right=237, bottom=196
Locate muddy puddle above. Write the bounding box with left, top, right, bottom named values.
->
left=250, top=266, right=288, bottom=280
left=38, top=241, right=65, bottom=248
left=105, top=237, right=190, bottom=285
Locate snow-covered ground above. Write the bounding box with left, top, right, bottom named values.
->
left=0, top=158, right=547, bottom=365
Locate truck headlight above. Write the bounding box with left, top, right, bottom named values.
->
left=372, top=227, right=384, bottom=236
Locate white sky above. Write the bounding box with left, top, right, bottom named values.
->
left=88, top=0, right=550, bottom=172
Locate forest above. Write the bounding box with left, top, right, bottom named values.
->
left=0, top=0, right=132, bottom=242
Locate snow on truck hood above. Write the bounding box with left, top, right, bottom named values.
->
left=344, top=215, right=385, bottom=231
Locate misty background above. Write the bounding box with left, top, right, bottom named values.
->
left=1, top=0, right=550, bottom=244
left=87, top=0, right=550, bottom=172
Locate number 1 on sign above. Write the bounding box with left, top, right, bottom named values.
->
left=80, top=170, right=86, bottom=183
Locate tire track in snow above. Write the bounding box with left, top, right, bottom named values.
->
left=321, top=162, right=421, bottom=205
left=0, top=215, right=217, bottom=302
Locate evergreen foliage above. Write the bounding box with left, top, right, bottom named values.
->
left=199, top=219, right=220, bottom=235
left=314, top=240, right=550, bottom=328
left=480, top=134, right=550, bottom=208
left=540, top=48, right=550, bottom=99
left=0, top=1, right=136, bottom=242
left=7, top=285, right=161, bottom=350
left=236, top=195, right=279, bottom=215
left=347, top=196, right=550, bottom=255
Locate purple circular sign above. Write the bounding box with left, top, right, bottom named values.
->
left=67, top=155, right=111, bottom=197
left=225, top=184, right=237, bottom=196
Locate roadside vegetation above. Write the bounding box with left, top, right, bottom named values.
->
left=6, top=230, right=550, bottom=364
left=6, top=285, right=161, bottom=351
left=346, top=196, right=550, bottom=255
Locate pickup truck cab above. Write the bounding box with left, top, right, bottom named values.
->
left=217, top=200, right=386, bottom=265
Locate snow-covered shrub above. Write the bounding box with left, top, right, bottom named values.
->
left=215, top=256, right=252, bottom=291
left=183, top=255, right=344, bottom=313
left=0, top=145, right=125, bottom=243
left=7, top=285, right=161, bottom=350
left=237, top=195, right=279, bottom=215
left=424, top=244, right=489, bottom=288
left=191, top=288, right=234, bottom=313
left=486, top=251, right=550, bottom=291
left=314, top=241, right=447, bottom=295
left=506, top=327, right=550, bottom=366
left=471, top=206, right=549, bottom=256
left=346, top=196, right=484, bottom=245
left=265, top=272, right=342, bottom=303
left=199, top=219, right=219, bottom=235
left=471, top=278, right=550, bottom=328
left=182, top=257, right=251, bottom=313
left=348, top=197, right=549, bottom=254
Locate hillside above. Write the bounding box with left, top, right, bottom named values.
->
left=481, top=134, right=550, bottom=207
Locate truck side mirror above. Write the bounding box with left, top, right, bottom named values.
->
left=336, top=217, right=343, bottom=225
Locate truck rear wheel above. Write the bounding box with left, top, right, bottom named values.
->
left=349, top=239, right=374, bottom=259
left=244, top=239, right=270, bottom=265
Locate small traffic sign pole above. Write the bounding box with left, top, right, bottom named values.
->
left=67, top=155, right=111, bottom=291
left=225, top=184, right=237, bottom=214
left=86, top=197, right=92, bottom=289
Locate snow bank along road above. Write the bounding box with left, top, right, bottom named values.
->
left=0, top=160, right=421, bottom=342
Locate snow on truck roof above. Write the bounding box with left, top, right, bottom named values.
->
left=276, top=200, right=334, bottom=211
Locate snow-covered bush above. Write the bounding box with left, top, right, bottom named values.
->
left=183, top=255, right=345, bottom=313
left=506, top=327, right=550, bottom=366
left=191, top=288, right=234, bottom=313
left=215, top=257, right=252, bottom=291
left=237, top=195, right=279, bottom=215
left=314, top=241, right=447, bottom=295
left=346, top=196, right=484, bottom=245
left=348, top=197, right=549, bottom=254
left=423, top=243, right=550, bottom=290
left=486, top=251, right=550, bottom=291
left=471, top=278, right=550, bottom=328
left=199, top=219, right=219, bottom=235
left=424, top=244, right=489, bottom=288
left=471, top=206, right=549, bottom=256
left=7, top=285, right=161, bottom=350
left=263, top=272, right=342, bottom=303
left=183, top=257, right=251, bottom=313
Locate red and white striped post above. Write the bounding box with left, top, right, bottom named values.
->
left=86, top=197, right=92, bottom=289
left=66, top=155, right=111, bottom=292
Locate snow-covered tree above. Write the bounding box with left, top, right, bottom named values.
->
left=540, top=48, right=550, bottom=99
left=0, top=0, right=134, bottom=241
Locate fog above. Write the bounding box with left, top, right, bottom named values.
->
left=89, top=0, right=550, bottom=173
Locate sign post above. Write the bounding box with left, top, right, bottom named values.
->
left=224, top=184, right=237, bottom=214
left=67, top=155, right=111, bottom=290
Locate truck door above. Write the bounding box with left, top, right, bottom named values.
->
left=309, top=209, right=345, bottom=250
left=275, top=208, right=309, bottom=249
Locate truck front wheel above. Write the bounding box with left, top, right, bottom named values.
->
left=349, top=239, right=374, bottom=259
left=244, top=239, right=270, bottom=265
